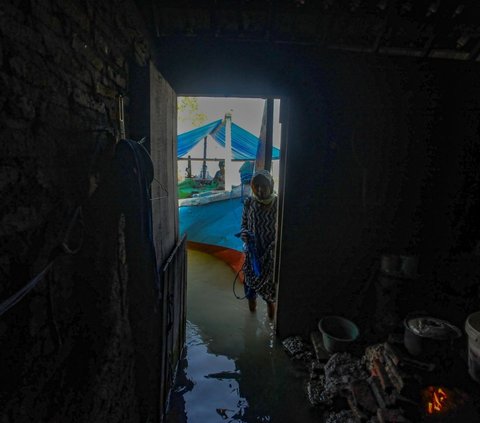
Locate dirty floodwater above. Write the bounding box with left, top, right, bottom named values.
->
left=166, top=249, right=324, bottom=423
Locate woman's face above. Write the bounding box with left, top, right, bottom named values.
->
left=252, top=176, right=272, bottom=200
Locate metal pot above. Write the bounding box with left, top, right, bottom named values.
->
left=403, top=314, right=462, bottom=357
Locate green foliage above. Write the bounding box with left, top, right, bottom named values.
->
left=178, top=178, right=218, bottom=198
left=178, top=97, right=207, bottom=127
left=177, top=97, right=198, bottom=113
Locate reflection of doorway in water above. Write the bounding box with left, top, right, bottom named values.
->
left=165, top=250, right=323, bottom=423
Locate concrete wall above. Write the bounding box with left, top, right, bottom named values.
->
left=277, top=57, right=480, bottom=338
left=0, top=1, right=175, bottom=421
left=155, top=38, right=480, bottom=338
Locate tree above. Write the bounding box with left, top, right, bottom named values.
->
left=178, top=97, right=207, bottom=127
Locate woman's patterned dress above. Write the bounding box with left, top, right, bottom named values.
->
left=240, top=196, right=278, bottom=303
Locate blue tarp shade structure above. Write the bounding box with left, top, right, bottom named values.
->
left=177, top=119, right=222, bottom=157
left=177, top=119, right=280, bottom=160
left=211, top=122, right=280, bottom=161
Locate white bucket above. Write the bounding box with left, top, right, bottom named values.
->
left=465, top=311, right=480, bottom=383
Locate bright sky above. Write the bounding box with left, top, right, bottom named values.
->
left=177, top=97, right=281, bottom=187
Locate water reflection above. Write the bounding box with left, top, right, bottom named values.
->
left=186, top=321, right=248, bottom=422
left=166, top=250, right=322, bottom=423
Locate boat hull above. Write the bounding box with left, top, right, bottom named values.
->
left=179, top=196, right=245, bottom=276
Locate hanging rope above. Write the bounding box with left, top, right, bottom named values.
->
left=150, top=178, right=169, bottom=201
left=0, top=261, right=54, bottom=317
left=232, top=268, right=246, bottom=300
left=61, top=206, right=84, bottom=254
left=0, top=204, right=86, bottom=318
left=136, top=137, right=169, bottom=201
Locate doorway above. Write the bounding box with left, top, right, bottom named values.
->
left=163, top=96, right=319, bottom=423
left=176, top=96, right=284, bottom=312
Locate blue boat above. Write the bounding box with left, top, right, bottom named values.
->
left=178, top=113, right=280, bottom=272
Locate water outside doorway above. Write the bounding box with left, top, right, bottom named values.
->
left=166, top=249, right=324, bottom=423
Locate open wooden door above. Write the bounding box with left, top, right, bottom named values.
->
left=126, top=59, right=185, bottom=423
left=147, top=62, right=186, bottom=422
left=149, top=62, right=179, bottom=261
left=273, top=97, right=289, bottom=333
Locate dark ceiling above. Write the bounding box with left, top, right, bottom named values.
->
left=143, top=0, right=480, bottom=61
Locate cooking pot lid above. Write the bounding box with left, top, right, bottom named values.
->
left=406, top=316, right=461, bottom=340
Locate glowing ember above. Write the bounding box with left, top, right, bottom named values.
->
left=424, top=386, right=450, bottom=415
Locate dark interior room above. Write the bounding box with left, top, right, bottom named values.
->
left=2, top=0, right=480, bottom=422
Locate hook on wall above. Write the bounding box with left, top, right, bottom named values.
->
left=118, top=95, right=126, bottom=141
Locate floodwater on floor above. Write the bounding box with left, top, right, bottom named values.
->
left=166, top=249, right=324, bottom=423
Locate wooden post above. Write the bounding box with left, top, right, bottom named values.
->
left=187, top=155, right=192, bottom=178
left=256, top=98, right=274, bottom=172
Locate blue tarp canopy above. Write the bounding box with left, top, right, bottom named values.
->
left=177, top=119, right=280, bottom=161
left=177, top=119, right=222, bottom=157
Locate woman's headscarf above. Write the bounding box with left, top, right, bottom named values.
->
left=251, top=170, right=276, bottom=205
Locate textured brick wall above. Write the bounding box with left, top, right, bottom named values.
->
left=0, top=0, right=154, bottom=421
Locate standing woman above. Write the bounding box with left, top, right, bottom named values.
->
left=240, top=170, right=278, bottom=318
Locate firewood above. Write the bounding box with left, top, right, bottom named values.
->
left=383, top=354, right=404, bottom=392
left=383, top=342, right=401, bottom=366
left=368, top=377, right=387, bottom=409
left=400, top=356, right=435, bottom=372
left=376, top=407, right=412, bottom=423
left=346, top=395, right=368, bottom=421
left=394, top=393, right=418, bottom=406
left=372, top=358, right=394, bottom=391
left=349, top=379, right=378, bottom=414
left=365, top=344, right=384, bottom=370
left=383, top=341, right=435, bottom=371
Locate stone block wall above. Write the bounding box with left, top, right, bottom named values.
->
left=0, top=0, right=157, bottom=421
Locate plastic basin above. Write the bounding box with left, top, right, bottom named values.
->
left=318, top=316, right=359, bottom=353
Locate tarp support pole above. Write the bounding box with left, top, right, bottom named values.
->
left=201, top=136, right=207, bottom=179
left=225, top=113, right=233, bottom=190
